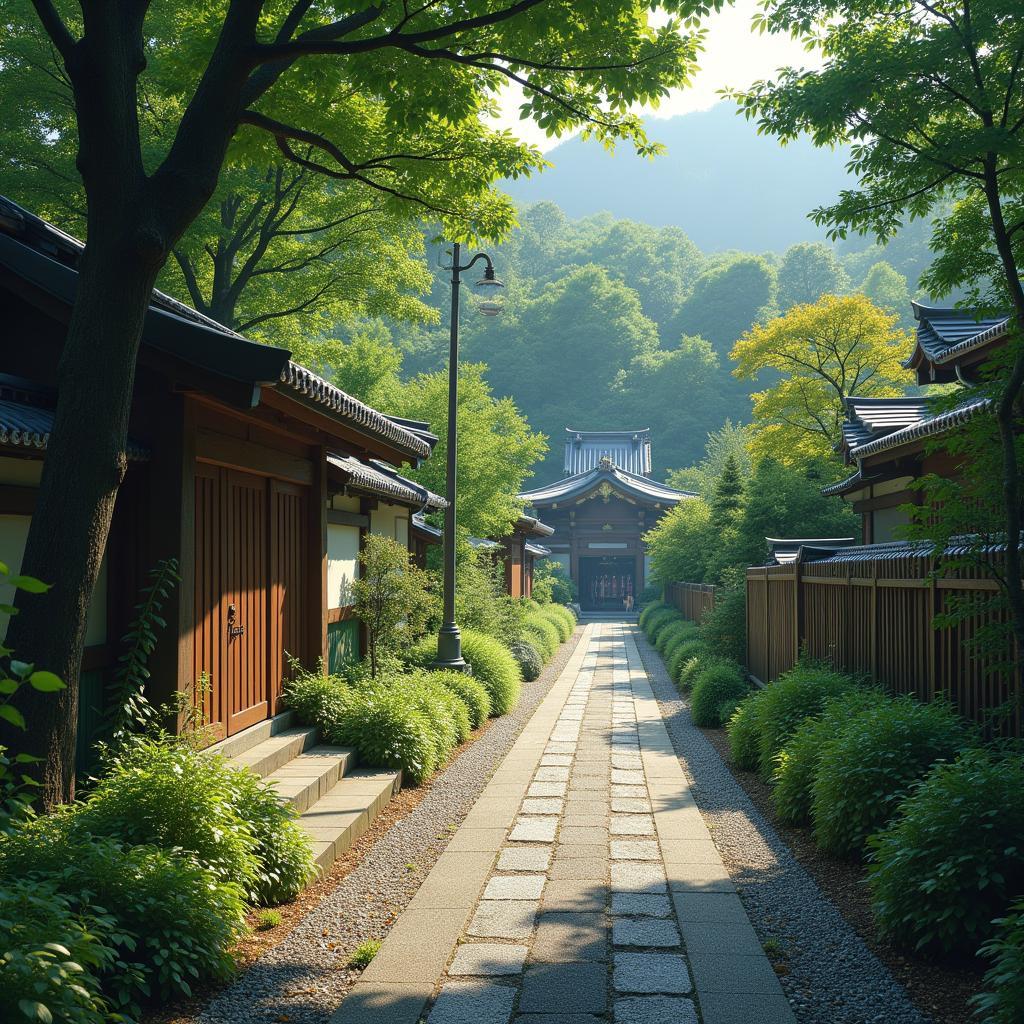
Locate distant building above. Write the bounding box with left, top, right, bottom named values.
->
left=519, top=429, right=694, bottom=611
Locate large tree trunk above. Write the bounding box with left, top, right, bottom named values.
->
left=0, top=227, right=162, bottom=805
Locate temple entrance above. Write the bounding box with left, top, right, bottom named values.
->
left=579, top=555, right=636, bottom=612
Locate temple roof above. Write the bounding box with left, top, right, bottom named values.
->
left=904, top=302, right=1010, bottom=384
left=564, top=428, right=652, bottom=477
left=327, top=455, right=446, bottom=509
left=764, top=537, right=857, bottom=565
left=520, top=461, right=694, bottom=508
left=838, top=396, right=932, bottom=458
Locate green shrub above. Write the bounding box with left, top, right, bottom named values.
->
left=460, top=630, right=522, bottom=715
left=510, top=640, right=543, bottom=683
left=727, top=694, right=762, bottom=771
left=432, top=669, right=492, bottom=727
left=972, top=899, right=1024, bottom=1024
left=0, top=819, right=245, bottom=1011
left=539, top=605, right=572, bottom=643
left=868, top=748, right=1024, bottom=954
left=223, top=766, right=315, bottom=905
left=546, top=603, right=577, bottom=634
left=0, top=878, right=118, bottom=1024
left=647, top=607, right=683, bottom=644
left=674, top=640, right=714, bottom=691
left=660, top=620, right=698, bottom=662
left=638, top=599, right=667, bottom=632
left=691, top=661, right=749, bottom=727
left=752, top=665, right=861, bottom=779
left=770, top=688, right=885, bottom=826
left=811, top=696, right=968, bottom=858
left=281, top=668, right=339, bottom=726
left=523, top=615, right=560, bottom=660
left=637, top=584, right=662, bottom=609
left=667, top=635, right=699, bottom=681
left=698, top=586, right=746, bottom=664
left=404, top=671, right=472, bottom=750
left=77, top=739, right=260, bottom=893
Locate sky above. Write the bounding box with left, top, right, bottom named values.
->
left=492, top=0, right=818, bottom=152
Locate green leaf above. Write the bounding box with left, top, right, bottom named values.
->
left=0, top=704, right=26, bottom=729
left=18, top=1001, right=52, bottom=1024
left=28, top=671, right=65, bottom=693
left=6, top=575, right=50, bottom=593
left=0, top=678, right=19, bottom=695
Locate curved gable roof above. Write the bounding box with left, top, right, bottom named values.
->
left=904, top=302, right=1009, bottom=384
left=519, top=463, right=695, bottom=508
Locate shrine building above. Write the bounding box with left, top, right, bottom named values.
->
left=518, top=429, right=695, bottom=611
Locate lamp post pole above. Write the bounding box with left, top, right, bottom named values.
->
left=434, top=243, right=501, bottom=670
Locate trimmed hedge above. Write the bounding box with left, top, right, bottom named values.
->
left=726, top=694, right=761, bottom=771
left=657, top=619, right=696, bottom=658
left=523, top=615, right=560, bottom=660
left=638, top=600, right=668, bottom=632
left=868, top=747, right=1024, bottom=955
left=647, top=607, right=684, bottom=645
left=770, top=688, right=885, bottom=827
left=510, top=639, right=543, bottom=682
left=458, top=629, right=522, bottom=715
left=690, top=661, right=749, bottom=727
left=430, top=669, right=492, bottom=728
left=674, top=640, right=715, bottom=691
left=539, top=605, right=572, bottom=643
left=811, top=695, right=968, bottom=858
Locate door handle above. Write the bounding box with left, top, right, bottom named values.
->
left=227, top=603, right=246, bottom=639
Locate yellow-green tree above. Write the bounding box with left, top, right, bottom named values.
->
left=731, top=294, right=913, bottom=466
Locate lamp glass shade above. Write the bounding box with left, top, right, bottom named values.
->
left=472, top=275, right=504, bottom=317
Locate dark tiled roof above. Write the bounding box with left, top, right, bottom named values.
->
left=764, top=537, right=856, bottom=565
left=810, top=534, right=1022, bottom=563
left=515, top=514, right=555, bottom=538
left=851, top=396, right=991, bottom=459
left=411, top=513, right=442, bottom=539
left=839, top=396, right=931, bottom=455
left=564, top=428, right=652, bottom=477
left=0, top=378, right=148, bottom=460
left=904, top=302, right=1010, bottom=381
left=525, top=542, right=551, bottom=558
left=520, top=462, right=695, bottom=507
left=821, top=469, right=864, bottom=497
left=327, top=454, right=445, bottom=509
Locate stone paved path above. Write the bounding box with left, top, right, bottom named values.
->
left=331, top=622, right=795, bottom=1024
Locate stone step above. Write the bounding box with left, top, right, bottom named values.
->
left=227, top=725, right=320, bottom=779
left=300, top=768, right=403, bottom=871
left=263, top=745, right=360, bottom=814
left=206, top=709, right=297, bottom=760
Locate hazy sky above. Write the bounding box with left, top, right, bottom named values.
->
left=493, top=0, right=817, bottom=152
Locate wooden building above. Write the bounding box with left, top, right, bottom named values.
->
left=498, top=515, right=554, bottom=599
left=519, top=429, right=693, bottom=611
left=0, top=197, right=443, bottom=750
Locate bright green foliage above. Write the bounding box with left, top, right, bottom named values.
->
left=811, top=697, right=968, bottom=858
left=0, top=821, right=245, bottom=1010
left=858, top=262, right=911, bottom=318
left=777, top=242, right=849, bottom=310
left=348, top=939, right=382, bottom=969
left=639, top=601, right=668, bottom=632
left=645, top=606, right=683, bottom=644
left=353, top=534, right=432, bottom=678
left=675, top=641, right=715, bottom=692
left=539, top=606, right=572, bottom=643
left=661, top=621, right=698, bottom=665
left=667, top=634, right=701, bottom=681
left=868, top=748, right=1024, bottom=955
left=545, top=604, right=578, bottom=636
left=523, top=615, right=560, bottom=661
left=222, top=764, right=315, bottom=905
left=400, top=671, right=473, bottom=751
left=533, top=562, right=577, bottom=605
left=510, top=640, right=543, bottom=683
left=0, top=878, right=116, bottom=1024
left=458, top=630, right=522, bottom=716
left=770, top=688, right=886, bottom=826
left=644, top=500, right=713, bottom=586
left=726, top=695, right=762, bottom=772
left=697, top=587, right=747, bottom=665
left=751, top=665, right=861, bottom=779
left=710, top=454, right=744, bottom=531
left=431, top=670, right=492, bottom=729
left=77, top=740, right=260, bottom=893
left=395, top=364, right=548, bottom=540
left=973, top=900, right=1024, bottom=1024
left=668, top=420, right=752, bottom=498
left=690, top=662, right=749, bottom=728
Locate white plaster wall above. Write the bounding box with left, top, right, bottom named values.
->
left=327, top=522, right=360, bottom=609
left=370, top=503, right=410, bottom=546
left=0, top=514, right=107, bottom=646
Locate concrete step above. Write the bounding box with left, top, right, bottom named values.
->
left=227, top=726, right=319, bottom=779
left=206, top=709, right=297, bottom=760
left=300, top=768, right=403, bottom=871
left=262, top=744, right=359, bottom=814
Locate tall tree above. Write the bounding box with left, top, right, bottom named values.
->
left=668, top=419, right=753, bottom=496
left=731, top=293, right=913, bottom=465
left=858, top=261, right=912, bottom=319
left=710, top=453, right=744, bottom=530
left=776, top=241, right=849, bottom=309
left=0, top=0, right=725, bottom=803
left=735, top=0, right=1024, bottom=661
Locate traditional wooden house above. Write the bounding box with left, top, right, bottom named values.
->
left=519, top=429, right=694, bottom=611
left=498, top=515, right=554, bottom=599
left=0, top=196, right=444, bottom=749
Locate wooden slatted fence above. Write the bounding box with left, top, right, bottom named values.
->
left=664, top=581, right=717, bottom=624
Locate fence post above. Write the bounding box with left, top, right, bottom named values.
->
left=793, top=561, right=803, bottom=668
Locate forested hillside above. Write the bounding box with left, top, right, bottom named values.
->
left=389, top=200, right=926, bottom=484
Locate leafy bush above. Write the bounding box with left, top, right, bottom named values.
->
left=523, top=615, right=560, bottom=660
left=510, top=640, right=543, bottom=683
left=752, top=665, right=861, bottom=778
left=0, top=878, right=117, bottom=1024
left=637, top=584, right=662, bottom=609
left=0, top=819, right=245, bottom=1010
left=647, top=607, right=683, bottom=644
left=222, top=766, right=315, bottom=905
left=660, top=620, right=698, bottom=662
left=811, top=696, right=968, bottom=858
left=667, top=635, right=699, bottom=681
left=281, top=666, right=339, bottom=725
left=77, top=739, right=260, bottom=893
left=690, top=661, right=749, bottom=727
left=674, top=640, right=714, bottom=691
left=697, top=586, right=746, bottom=664
left=771, top=689, right=885, bottom=826
left=459, top=629, right=522, bottom=715
left=539, top=605, right=572, bottom=643
left=726, top=694, right=761, bottom=771
left=638, top=599, right=667, bottom=632
left=868, top=747, right=1024, bottom=954
left=546, top=603, right=577, bottom=635
left=404, top=671, right=472, bottom=750
left=432, top=669, right=492, bottom=727
left=973, top=900, right=1024, bottom=1024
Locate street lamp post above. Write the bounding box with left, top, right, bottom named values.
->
left=433, top=242, right=503, bottom=670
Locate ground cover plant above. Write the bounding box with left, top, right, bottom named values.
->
left=868, top=747, right=1024, bottom=956
left=811, top=696, right=968, bottom=858
left=726, top=694, right=762, bottom=771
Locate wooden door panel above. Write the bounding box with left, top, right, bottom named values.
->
left=270, top=480, right=308, bottom=714
left=193, top=464, right=225, bottom=735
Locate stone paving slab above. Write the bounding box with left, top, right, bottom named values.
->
left=331, top=622, right=796, bottom=1024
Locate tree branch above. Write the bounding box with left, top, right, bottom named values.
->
left=29, top=0, right=76, bottom=61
